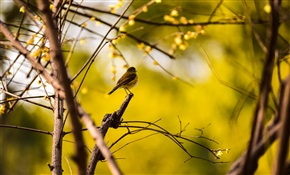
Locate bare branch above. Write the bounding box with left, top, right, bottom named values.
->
left=87, top=94, right=133, bottom=175
left=242, top=0, right=282, bottom=173
left=51, top=94, right=64, bottom=175
left=0, top=21, right=65, bottom=98
left=273, top=75, right=290, bottom=174
left=0, top=124, right=52, bottom=135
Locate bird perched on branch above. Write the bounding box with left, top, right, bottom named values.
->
left=108, top=67, right=138, bottom=95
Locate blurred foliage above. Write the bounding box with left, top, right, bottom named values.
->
left=1, top=0, right=289, bottom=174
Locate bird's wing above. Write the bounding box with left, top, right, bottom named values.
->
left=117, top=74, right=136, bottom=87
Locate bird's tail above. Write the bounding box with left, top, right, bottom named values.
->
left=108, top=87, right=118, bottom=95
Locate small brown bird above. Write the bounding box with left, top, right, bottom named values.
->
left=108, top=67, right=138, bottom=95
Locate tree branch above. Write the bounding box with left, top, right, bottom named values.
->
left=273, top=75, right=290, bottom=174
left=36, top=1, right=87, bottom=174
left=50, top=1, right=65, bottom=173
left=242, top=0, right=281, bottom=173
left=87, top=94, right=133, bottom=175
left=0, top=20, right=65, bottom=98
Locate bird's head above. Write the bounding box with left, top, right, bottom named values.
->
left=127, top=67, right=136, bottom=73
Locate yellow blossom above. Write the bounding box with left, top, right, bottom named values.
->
left=119, top=25, right=126, bottom=32
left=128, top=15, right=135, bottom=26
left=129, top=15, right=136, bottom=20
left=41, top=37, right=46, bottom=43
left=137, top=43, right=145, bottom=50
left=42, top=46, right=49, bottom=53
left=264, top=4, right=271, bottom=13
left=188, top=19, right=195, bottom=24
left=80, top=38, right=86, bottom=45
left=49, top=4, right=54, bottom=10
left=174, top=35, right=182, bottom=45
left=184, top=31, right=198, bottom=40
left=195, top=25, right=205, bottom=35
left=19, top=6, right=25, bottom=13
left=120, top=34, right=126, bottom=39
left=179, top=16, right=187, bottom=24
left=42, top=54, right=50, bottom=61
left=169, top=49, right=174, bottom=55
left=116, top=1, right=124, bottom=8
left=82, top=23, right=87, bottom=28
left=216, top=150, right=223, bottom=157
left=7, top=97, right=14, bottom=101
left=30, top=48, right=42, bottom=57
left=170, top=9, right=179, bottom=17
left=0, top=104, right=6, bottom=114
left=110, top=66, right=117, bottom=74
left=108, top=44, right=114, bottom=50
left=200, top=29, right=206, bottom=35
left=179, top=43, right=187, bottom=51
left=144, top=45, right=152, bottom=53
left=26, top=37, right=34, bottom=45
left=112, top=38, right=119, bottom=44
left=5, top=45, right=11, bottom=49
left=109, top=5, right=116, bottom=13
left=155, top=0, right=162, bottom=3
left=108, top=52, right=114, bottom=58
left=128, top=19, right=135, bottom=26
left=171, top=43, right=177, bottom=50
left=142, top=6, right=148, bottom=12
left=164, top=15, right=170, bottom=21
left=122, top=64, right=129, bottom=69
left=111, top=76, right=116, bottom=82
left=34, top=15, right=41, bottom=21
left=184, top=33, right=190, bottom=40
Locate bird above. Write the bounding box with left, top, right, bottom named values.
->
left=108, top=67, right=138, bottom=95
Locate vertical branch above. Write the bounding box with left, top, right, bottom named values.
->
left=242, top=0, right=281, bottom=173
left=273, top=75, right=290, bottom=174
left=50, top=1, right=64, bottom=174
left=51, top=94, right=64, bottom=175
left=36, top=1, right=87, bottom=175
